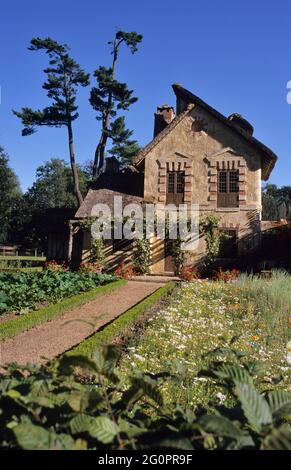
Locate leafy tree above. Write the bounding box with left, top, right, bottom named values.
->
left=9, top=158, right=89, bottom=249
left=108, top=116, right=140, bottom=166
left=262, top=184, right=291, bottom=220
left=13, top=37, right=90, bottom=206
left=90, top=30, right=142, bottom=177
left=0, top=147, right=21, bottom=244
left=27, top=158, right=88, bottom=211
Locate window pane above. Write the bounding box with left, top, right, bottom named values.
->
left=176, top=172, right=185, bottom=193
left=167, top=172, right=175, bottom=193
left=229, top=170, right=239, bottom=193
left=218, top=171, right=227, bottom=193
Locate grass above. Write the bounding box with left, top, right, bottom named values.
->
left=66, top=281, right=176, bottom=357
left=0, top=279, right=126, bottom=341
left=235, top=270, right=291, bottom=341
left=119, top=275, right=291, bottom=409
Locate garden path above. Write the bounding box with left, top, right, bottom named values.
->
left=0, top=280, right=165, bottom=365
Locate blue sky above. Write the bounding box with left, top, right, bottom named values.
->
left=0, top=0, right=290, bottom=191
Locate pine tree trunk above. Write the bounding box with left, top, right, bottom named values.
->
left=93, top=39, right=120, bottom=179
left=67, top=120, right=83, bottom=207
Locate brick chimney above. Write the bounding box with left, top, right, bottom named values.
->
left=154, top=105, right=175, bottom=137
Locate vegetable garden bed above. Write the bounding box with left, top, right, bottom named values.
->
left=0, top=279, right=125, bottom=341
left=0, top=270, right=116, bottom=315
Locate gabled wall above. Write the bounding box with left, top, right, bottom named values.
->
left=143, top=105, right=264, bottom=271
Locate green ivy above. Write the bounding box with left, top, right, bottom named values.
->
left=91, top=238, right=106, bottom=266
left=132, top=238, right=150, bottom=274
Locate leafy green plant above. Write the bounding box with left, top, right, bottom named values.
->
left=132, top=238, right=150, bottom=274
left=200, top=213, right=225, bottom=275
left=90, top=238, right=106, bottom=267
left=0, top=345, right=290, bottom=450
left=0, top=271, right=116, bottom=315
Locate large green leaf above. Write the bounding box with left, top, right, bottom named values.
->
left=267, top=390, right=291, bottom=418
left=212, top=364, right=253, bottom=385
left=13, top=423, right=75, bottom=450
left=122, top=374, right=163, bottom=409
left=198, top=414, right=246, bottom=439
left=70, top=414, right=93, bottom=435
left=67, top=390, right=100, bottom=413
left=262, top=425, right=291, bottom=450
left=88, top=416, right=119, bottom=444
left=234, top=381, right=272, bottom=433
left=57, top=355, right=98, bottom=376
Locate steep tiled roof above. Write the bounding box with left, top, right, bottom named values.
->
left=172, top=84, right=277, bottom=180
left=75, top=189, right=144, bottom=218
left=133, top=84, right=278, bottom=180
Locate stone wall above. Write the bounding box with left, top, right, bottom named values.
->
left=143, top=104, right=264, bottom=273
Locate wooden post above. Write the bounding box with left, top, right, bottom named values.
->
left=68, top=221, right=74, bottom=264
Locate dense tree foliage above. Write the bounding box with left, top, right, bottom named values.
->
left=14, top=38, right=90, bottom=206
left=90, top=30, right=142, bottom=176
left=0, top=147, right=21, bottom=244
left=262, top=184, right=291, bottom=220
left=108, top=116, right=140, bottom=167
left=8, top=159, right=89, bottom=249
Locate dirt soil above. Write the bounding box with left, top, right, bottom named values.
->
left=0, top=280, right=165, bottom=365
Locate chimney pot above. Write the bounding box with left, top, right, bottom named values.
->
left=154, top=105, right=175, bottom=137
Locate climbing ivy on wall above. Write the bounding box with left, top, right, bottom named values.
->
left=200, top=213, right=225, bottom=275
left=132, top=238, right=150, bottom=274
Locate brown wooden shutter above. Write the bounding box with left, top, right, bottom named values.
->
left=217, top=170, right=239, bottom=207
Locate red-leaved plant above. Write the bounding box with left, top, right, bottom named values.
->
left=45, top=260, right=68, bottom=272
left=214, top=267, right=240, bottom=282
left=78, top=261, right=102, bottom=274
left=179, top=266, right=200, bottom=282
left=114, top=262, right=134, bottom=280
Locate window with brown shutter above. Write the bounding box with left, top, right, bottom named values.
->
left=217, top=170, right=239, bottom=207
left=166, top=171, right=185, bottom=205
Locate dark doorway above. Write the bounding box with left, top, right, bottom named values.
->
left=71, top=228, right=83, bottom=269
left=219, top=229, right=238, bottom=258
left=164, top=237, right=175, bottom=273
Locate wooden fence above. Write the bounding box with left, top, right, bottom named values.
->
left=0, top=245, right=45, bottom=258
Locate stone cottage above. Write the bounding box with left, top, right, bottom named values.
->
left=69, top=84, right=278, bottom=274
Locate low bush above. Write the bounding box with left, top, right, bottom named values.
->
left=0, top=345, right=290, bottom=450
left=78, top=261, right=103, bottom=274
left=45, top=260, right=68, bottom=272
left=179, top=266, right=200, bottom=281
left=114, top=262, right=135, bottom=280
left=213, top=267, right=240, bottom=282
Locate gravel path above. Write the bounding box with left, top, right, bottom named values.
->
left=0, top=280, right=165, bottom=365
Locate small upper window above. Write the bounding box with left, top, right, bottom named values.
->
left=217, top=170, right=239, bottom=207
left=166, top=171, right=185, bottom=205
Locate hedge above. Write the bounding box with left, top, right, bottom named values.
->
left=0, top=280, right=126, bottom=341
left=66, top=281, right=176, bottom=357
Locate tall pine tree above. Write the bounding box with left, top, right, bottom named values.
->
left=14, top=38, right=89, bottom=206
left=90, top=30, right=142, bottom=177
left=108, top=116, right=140, bottom=167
